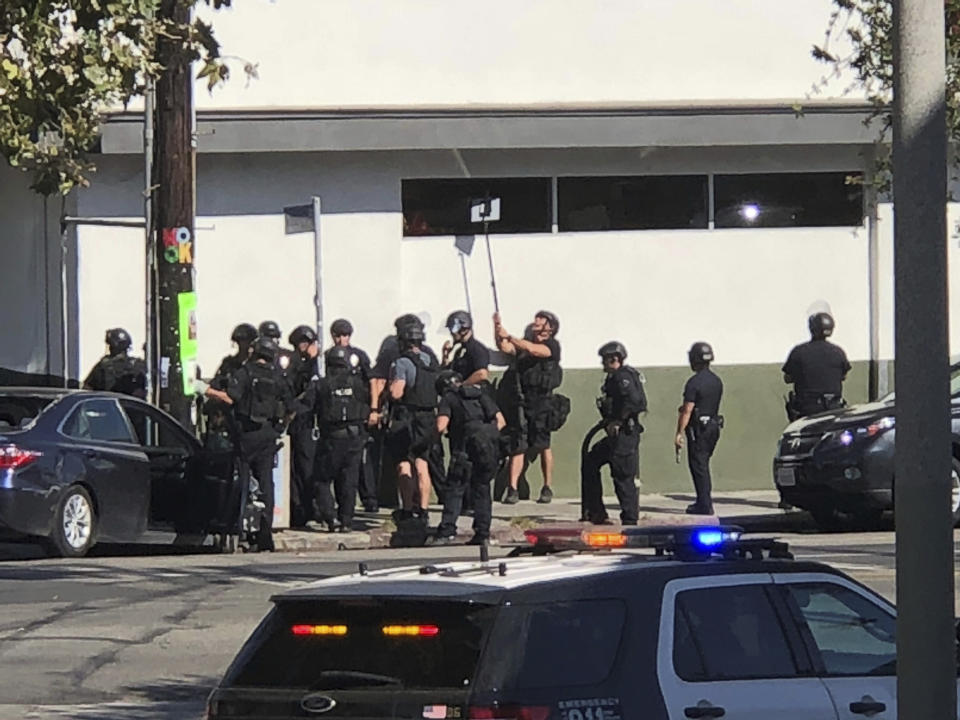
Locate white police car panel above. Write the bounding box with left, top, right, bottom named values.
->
left=772, top=573, right=901, bottom=720
left=657, top=574, right=838, bottom=720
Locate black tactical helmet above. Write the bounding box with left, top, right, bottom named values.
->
left=598, top=341, right=628, bottom=361
left=435, top=369, right=462, bottom=395
left=446, top=310, right=472, bottom=334
left=535, top=310, right=560, bottom=337
left=394, top=313, right=423, bottom=333
left=289, top=325, right=318, bottom=346
left=325, top=346, right=350, bottom=370
left=106, top=328, right=132, bottom=355
left=398, top=323, right=425, bottom=345
left=252, top=336, right=279, bottom=362
left=808, top=312, right=835, bottom=339
left=258, top=321, right=281, bottom=340
left=688, top=341, right=715, bottom=366
left=231, top=323, right=257, bottom=344
left=330, top=318, right=354, bottom=337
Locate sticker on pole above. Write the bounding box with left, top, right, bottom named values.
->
left=178, top=291, right=199, bottom=396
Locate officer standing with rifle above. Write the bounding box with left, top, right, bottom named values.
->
left=675, top=342, right=723, bottom=516
left=204, top=323, right=257, bottom=451
left=581, top=342, right=647, bottom=525
left=431, top=370, right=505, bottom=545
left=83, top=328, right=147, bottom=398
left=199, top=336, right=294, bottom=552
left=305, top=346, right=371, bottom=532
left=783, top=311, right=851, bottom=420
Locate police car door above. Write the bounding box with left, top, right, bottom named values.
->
left=657, top=575, right=838, bottom=720
left=772, top=572, right=920, bottom=720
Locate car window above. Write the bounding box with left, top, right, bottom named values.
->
left=477, top=599, right=626, bottom=689
left=0, top=395, right=55, bottom=430
left=121, top=403, right=190, bottom=451
left=675, top=585, right=799, bottom=681
left=223, top=599, right=496, bottom=690
left=786, top=583, right=896, bottom=676
left=63, top=400, right=135, bottom=443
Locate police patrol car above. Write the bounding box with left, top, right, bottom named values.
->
left=207, top=526, right=936, bottom=720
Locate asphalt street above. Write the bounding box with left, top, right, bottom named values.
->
left=0, top=532, right=955, bottom=720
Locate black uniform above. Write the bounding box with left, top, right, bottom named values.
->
left=500, top=338, right=562, bottom=454
left=449, top=336, right=491, bottom=387
left=783, top=339, right=851, bottom=419
left=582, top=365, right=647, bottom=525
left=305, top=367, right=370, bottom=530
left=436, top=386, right=502, bottom=540
left=227, top=360, right=294, bottom=551
left=204, top=353, right=246, bottom=451
left=329, top=345, right=377, bottom=511
left=83, top=354, right=147, bottom=398
left=682, top=368, right=724, bottom=513
left=286, top=352, right=319, bottom=527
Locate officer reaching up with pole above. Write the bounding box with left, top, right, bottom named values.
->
left=431, top=370, right=506, bottom=545
left=581, top=341, right=647, bottom=525
left=675, top=342, right=723, bottom=516
left=783, top=311, right=851, bottom=421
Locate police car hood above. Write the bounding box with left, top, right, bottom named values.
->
left=782, top=398, right=895, bottom=437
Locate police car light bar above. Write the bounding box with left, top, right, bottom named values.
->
left=524, top=525, right=745, bottom=554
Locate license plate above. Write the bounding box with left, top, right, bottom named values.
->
left=776, top=467, right=797, bottom=487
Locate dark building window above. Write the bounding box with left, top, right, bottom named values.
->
left=558, top=175, right=708, bottom=231
left=402, top=178, right=552, bottom=236
left=714, top=172, right=864, bottom=228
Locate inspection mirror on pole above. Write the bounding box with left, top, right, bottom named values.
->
left=471, top=196, right=501, bottom=312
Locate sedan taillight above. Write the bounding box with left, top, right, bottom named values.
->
left=0, top=445, right=41, bottom=470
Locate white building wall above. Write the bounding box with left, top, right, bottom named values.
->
left=195, top=0, right=857, bottom=110
left=74, top=146, right=877, bottom=377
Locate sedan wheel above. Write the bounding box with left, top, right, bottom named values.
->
left=50, top=486, right=96, bottom=558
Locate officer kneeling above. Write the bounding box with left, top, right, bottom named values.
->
left=581, top=342, right=647, bottom=525
left=432, top=370, right=506, bottom=545
left=306, top=346, right=371, bottom=533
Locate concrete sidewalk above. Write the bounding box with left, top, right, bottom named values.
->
left=272, top=489, right=805, bottom=552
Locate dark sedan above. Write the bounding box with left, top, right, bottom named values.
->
left=773, top=364, right=960, bottom=530
left=0, top=388, right=238, bottom=557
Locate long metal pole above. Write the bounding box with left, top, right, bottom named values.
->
left=312, top=196, right=324, bottom=376
left=144, top=18, right=156, bottom=405
left=459, top=251, right=473, bottom=317
left=483, top=222, right=500, bottom=313
left=892, top=2, right=954, bottom=719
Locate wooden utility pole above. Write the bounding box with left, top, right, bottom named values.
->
left=152, top=0, right=197, bottom=430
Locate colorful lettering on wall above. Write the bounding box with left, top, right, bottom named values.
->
left=162, top=227, right=193, bottom=264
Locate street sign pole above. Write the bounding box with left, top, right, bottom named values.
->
left=892, top=1, right=955, bottom=718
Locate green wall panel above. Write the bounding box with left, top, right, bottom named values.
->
left=500, top=360, right=870, bottom=498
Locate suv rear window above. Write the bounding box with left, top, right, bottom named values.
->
left=0, top=395, right=55, bottom=430
left=476, top=599, right=626, bottom=689
left=223, top=599, right=496, bottom=690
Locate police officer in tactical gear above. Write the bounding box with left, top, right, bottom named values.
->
left=581, top=342, right=648, bottom=525
left=305, top=346, right=371, bottom=532
left=83, top=328, right=147, bottom=398
left=388, top=320, right=440, bottom=525
left=259, top=320, right=295, bottom=373
left=675, top=342, right=723, bottom=515
left=204, top=323, right=258, bottom=451
left=200, top=336, right=294, bottom=551
left=442, top=311, right=491, bottom=388
left=286, top=324, right=321, bottom=527
left=432, top=370, right=506, bottom=545
left=328, top=318, right=377, bottom=512
left=783, top=312, right=851, bottom=420
left=494, top=310, right=563, bottom=505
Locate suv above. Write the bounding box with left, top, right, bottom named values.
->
left=207, top=527, right=944, bottom=720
